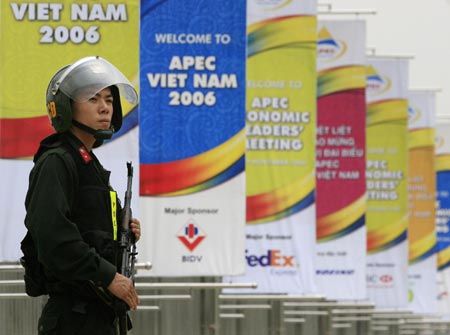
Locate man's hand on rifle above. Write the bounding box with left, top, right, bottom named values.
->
left=108, top=273, right=140, bottom=310
left=130, top=217, right=141, bottom=241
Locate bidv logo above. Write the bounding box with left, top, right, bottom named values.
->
left=366, top=65, right=391, bottom=96
left=408, top=105, right=422, bottom=125
left=177, top=219, right=206, bottom=252
left=317, top=26, right=347, bottom=62
left=246, top=249, right=296, bottom=268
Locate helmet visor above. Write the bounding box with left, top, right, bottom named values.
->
left=55, top=56, right=138, bottom=104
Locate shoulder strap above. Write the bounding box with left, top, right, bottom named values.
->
left=34, top=146, right=79, bottom=194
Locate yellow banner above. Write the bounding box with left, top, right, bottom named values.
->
left=367, top=100, right=409, bottom=126
left=366, top=100, right=409, bottom=253
left=246, top=15, right=317, bottom=223
left=1, top=1, right=139, bottom=158
left=407, top=92, right=437, bottom=264
left=317, top=65, right=366, bottom=97
left=436, top=154, right=450, bottom=172
left=408, top=145, right=436, bottom=261
left=408, top=128, right=435, bottom=150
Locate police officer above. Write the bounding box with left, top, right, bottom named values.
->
left=24, top=56, right=140, bottom=335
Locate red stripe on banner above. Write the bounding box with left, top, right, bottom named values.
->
left=140, top=160, right=207, bottom=194
left=246, top=192, right=281, bottom=222
left=0, top=116, right=54, bottom=158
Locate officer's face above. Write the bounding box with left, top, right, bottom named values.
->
left=72, top=87, right=114, bottom=131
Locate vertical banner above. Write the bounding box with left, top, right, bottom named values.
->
left=365, top=57, right=409, bottom=308
left=315, top=20, right=367, bottom=300
left=407, top=91, right=437, bottom=314
left=436, top=121, right=450, bottom=316
left=0, top=0, right=139, bottom=261
left=139, top=1, right=247, bottom=275
left=226, top=0, right=317, bottom=293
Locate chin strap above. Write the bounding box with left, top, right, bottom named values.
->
left=72, top=119, right=115, bottom=140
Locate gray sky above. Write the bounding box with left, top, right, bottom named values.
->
left=318, top=0, right=450, bottom=118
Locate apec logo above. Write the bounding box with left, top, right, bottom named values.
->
left=366, top=65, right=391, bottom=96
left=317, top=26, right=347, bottom=62
left=245, top=249, right=296, bottom=267
left=177, top=219, right=206, bottom=252
left=408, top=105, right=422, bottom=125
left=435, top=134, right=445, bottom=149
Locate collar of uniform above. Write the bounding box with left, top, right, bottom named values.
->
left=77, top=146, right=92, bottom=163
left=63, top=132, right=93, bottom=164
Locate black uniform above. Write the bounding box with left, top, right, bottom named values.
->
left=24, top=132, right=121, bottom=335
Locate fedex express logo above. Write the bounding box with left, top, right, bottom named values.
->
left=317, top=26, right=347, bottom=61
left=245, top=249, right=296, bottom=267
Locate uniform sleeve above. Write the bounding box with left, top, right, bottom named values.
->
left=25, top=152, right=116, bottom=289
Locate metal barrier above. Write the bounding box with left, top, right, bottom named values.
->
left=280, top=300, right=375, bottom=335
left=218, top=294, right=327, bottom=335
left=133, top=277, right=259, bottom=335
left=371, top=310, right=450, bottom=335
left=0, top=264, right=258, bottom=335
left=2, top=263, right=450, bottom=335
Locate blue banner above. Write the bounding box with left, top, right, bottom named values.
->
left=139, top=0, right=247, bottom=276
left=140, top=1, right=246, bottom=196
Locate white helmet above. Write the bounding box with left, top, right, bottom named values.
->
left=46, top=56, right=138, bottom=144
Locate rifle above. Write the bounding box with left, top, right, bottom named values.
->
left=116, top=161, right=137, bottom=334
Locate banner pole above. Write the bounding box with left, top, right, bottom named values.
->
left=318, top=9, right=377, bottom=15
left=366, top=53, right=415, bottom=59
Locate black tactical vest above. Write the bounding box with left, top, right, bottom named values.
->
left=31, top=132, right=121, bottom=295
